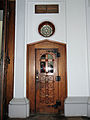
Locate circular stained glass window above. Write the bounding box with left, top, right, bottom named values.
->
left=38, top=21, right=55, bottom=37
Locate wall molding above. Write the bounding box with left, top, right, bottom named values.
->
left=65, top=97, right=90, bottom=117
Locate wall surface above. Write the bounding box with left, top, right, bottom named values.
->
left=86, top=0, right=90, bottom=95
left=14, top=0, right=25, bottom=98
left=14, top=0, right=89, bottom=98
left=66, top=0, right=89, bottom=96
left=0, top=21, right=3, bottom=59
left=26, top=0, right=66, bottom=44
left=25, top=0, right=66, bottom=97
left=0, top=10, right=3, bottom=60
left=24, top=0, right=89, bottom=97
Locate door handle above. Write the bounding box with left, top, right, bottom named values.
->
left=36, top=75, right=39, bottom=82
left=36, top=70, right=39, bottom=82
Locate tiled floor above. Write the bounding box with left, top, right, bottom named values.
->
left=8, top=115, right=88, bottom=120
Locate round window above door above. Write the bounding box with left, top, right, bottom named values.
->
left=38, top=21, right=55, bottom=37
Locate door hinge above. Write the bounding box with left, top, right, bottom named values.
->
left=53, top=49, right=60, bottom=58
left=56, top=76, right=61, bottom=81
left=48, top=100, right=61, bottom=109
left=56, top=52, right=60, bottom=57
left=47, top=49, right=60, bottom=58
left=52, top=100, right=61, bottom=108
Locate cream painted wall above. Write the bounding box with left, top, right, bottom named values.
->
left=14, top=0, right=89, bottom=98
left=0, top=11, right=3, bottom=60
left=14, top=0, right=25, bottom=98
left=66, top=0, right=89, bottom=96
left=0, top=21, right=3, bottom=59
left=26, top=0, right=66, bottom=44
left=25, top=0, right=89, bottom=96
left=25, top=0, right=66, bottom=97
left=86, top=0, right=90, bottom=95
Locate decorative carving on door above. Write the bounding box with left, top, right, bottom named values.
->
left=40, top=75, right=54, bottom=104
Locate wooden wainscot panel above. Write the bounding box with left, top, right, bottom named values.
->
left=6, top=1, right=15, bottom=113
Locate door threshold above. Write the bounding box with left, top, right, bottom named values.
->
left=30, top=113, right=64, bottom=117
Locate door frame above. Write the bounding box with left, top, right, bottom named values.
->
left=26, top=39, right=67, bottom=113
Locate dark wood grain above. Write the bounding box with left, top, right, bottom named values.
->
left=6, top=1, right=15, bottom=113
left=27, top=45, right=36, bottom=113
left=0, top=0, right=8, bottom=119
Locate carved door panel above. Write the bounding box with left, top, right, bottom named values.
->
left=36, top=49, right=60, bottom=113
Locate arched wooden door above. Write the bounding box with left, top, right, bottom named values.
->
left=27, top=40, right=67, bottom=114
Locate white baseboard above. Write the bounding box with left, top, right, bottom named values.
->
left=8, top=98, right=29, bottom=118
left=64, top=97, right=90, bottom=117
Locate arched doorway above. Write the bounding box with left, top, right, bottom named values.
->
left=27, top=40, right=67, bottom=114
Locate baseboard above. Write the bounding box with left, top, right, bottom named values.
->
left=64, top=97, right=90, bottom=117
left=8, top=98, right=29, bottom=118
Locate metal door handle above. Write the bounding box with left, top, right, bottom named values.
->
left=36, top=75, right=39, bottom=82
left=36, top=70, right=39, bottom=82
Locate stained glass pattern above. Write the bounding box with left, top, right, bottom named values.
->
left=40, top=25, right=53, bottom=37
left=38, top=21, right=55, bottom=37
left=40, top=54, right=54, bottom=73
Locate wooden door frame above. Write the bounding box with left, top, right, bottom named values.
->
left=6, top=0, right=15, bottom=106
left=26, top=39, right=67, bottom=113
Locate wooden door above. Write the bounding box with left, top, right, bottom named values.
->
left=36, top=49, right=59, bottom=113
left=27, top=40, right=67, bottom=114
